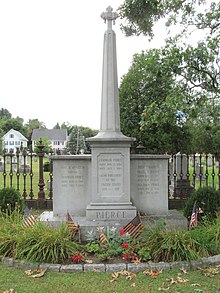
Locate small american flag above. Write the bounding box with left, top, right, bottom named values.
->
left=123, top=214, right=144, bottom=238
left=189, top=203, right=198, bottom=228
left=66, top=212, right=79, bottom=238
left=97, top=227, right=107, bottom=245
left=22, top=207, right=38, bottom=228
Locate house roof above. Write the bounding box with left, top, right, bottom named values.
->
left=31, top=129, right=68, bottom=141
left=2, top=128, right=28, bottom=141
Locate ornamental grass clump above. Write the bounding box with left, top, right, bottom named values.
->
left=16, top=222, right=79, bottom=264
left=0, top=208, right=80, bottom=264
left=0, top=208, right=23, bottom=257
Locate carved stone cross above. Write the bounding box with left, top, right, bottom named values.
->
left=101, top=6, right=118, bottom=30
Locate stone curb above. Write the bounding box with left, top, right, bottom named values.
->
left=1, top=254, right=220, bottom=273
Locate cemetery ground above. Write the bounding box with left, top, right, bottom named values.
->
left=0, top=206, right=220, bottom=292
left=0, top=262, right=220, bottom=292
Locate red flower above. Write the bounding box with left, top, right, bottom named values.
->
left=72, top=253, right=83, bottom=263
left=123, top=253, right=131, bottom=261
left=119, top=228, right=125, bottom=235
left=122, top=243, right=129, bottom=249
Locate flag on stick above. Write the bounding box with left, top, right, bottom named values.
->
left=189, top=203, right=198, bottom=228
left=97, top=227, right=107, bottom=245
left=22, top=207, right=38, bottom=228
left=66, top=212, right=79, bottom=239
left=123, top=214, right=144, bottom=238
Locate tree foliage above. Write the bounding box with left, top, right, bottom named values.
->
left=119, top=0, right=220, bottom=153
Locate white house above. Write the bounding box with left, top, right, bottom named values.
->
left=31, top=128, right=68, bottom=154
left=2, top=129, right=28, bottom=154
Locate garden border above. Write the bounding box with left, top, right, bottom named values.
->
left=1, top=254, right=220, bottom=273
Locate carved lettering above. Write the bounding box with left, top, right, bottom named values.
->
left=97, top=153, right=124, bottom=195
left=96, top=210, right=126, bottom=219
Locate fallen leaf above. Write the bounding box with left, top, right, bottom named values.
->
left=24, top=269, right=32, bottom=276
left=25, top=268, right=47, bottom=278
left=143, top=269, right=162, bottom=278
left=191, top=283, right=201, bottom=287
left=85, top=259, right=93, bottom=264
left=166, top=277, right=177, bottom=285
left=131, top=257, right=142, bottom=264
left=126, top=273, right=136, bottom=280
left=131, top=282, right=136, bottom=287
left=198, top=267, right=219, bottom=277
left=180, top=268, right=188, bottom=274
left=3, top=290, right=16, bottom=293
left=158, top=287, right=170, bottom=291
left=176, top=276, right=189, bottom=284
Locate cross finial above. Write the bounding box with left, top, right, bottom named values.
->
left=101, top=6, right=118, bottom=30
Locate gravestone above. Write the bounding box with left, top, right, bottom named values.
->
left=173, top=153, right=193, bottom=198
left=40, top=6, right=187, bottom=234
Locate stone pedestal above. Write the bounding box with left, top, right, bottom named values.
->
left=86, top=139, right=136, bottom=221
left=52, top=155, right=91, bottom=217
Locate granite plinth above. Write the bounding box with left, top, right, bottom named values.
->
left=39, top=210, right=187, bottom=242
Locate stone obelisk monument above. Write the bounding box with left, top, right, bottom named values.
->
left=86, top=6, right=137, bottom=221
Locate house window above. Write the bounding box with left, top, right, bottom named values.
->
left=15, top=141, right=20, bottom=145
left=9, top=141, right=14, bottom=145
left=4, top=141, right=8, bottom=145
left=10, top=134, right=14, bottom=138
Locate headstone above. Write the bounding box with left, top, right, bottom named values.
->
left=174, top=153, right=193, bottom=198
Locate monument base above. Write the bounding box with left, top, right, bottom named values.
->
left=39, top=210, right=187, bottom=242
left=86, top=204, right=137, bottom=221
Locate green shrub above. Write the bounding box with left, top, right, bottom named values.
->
left=16, top=222, right=79, bottom=264
left=142, top=229, right=201, bottom=262
left=189, top=219, right=220, bottom=256
left=0, top=188, right=24, bottom=213
left=0, top=209, right=23, bottom=257
left=43, top=161, right=51, bottom=172
left=183, top=187, right=220, bottom=223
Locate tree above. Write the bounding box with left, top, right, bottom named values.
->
left=0, top=108, right=12, bottom=120
left=120, top=48, right=192, bottom=153
left=118, top=0, right=220, bottom=153
left=53, top=123, right=61, bottom=129
left=67, top=125, right=98, bottom=154
left=118, top=1, right=219, bottom=38
left=34, top=137, right=52, bottom=154
left=24, top=119, right=46, bottom=142
left=67, top=126, right=86, bottom=154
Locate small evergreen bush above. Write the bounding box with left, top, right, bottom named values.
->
left=183, top=187, right=220, bottom=223
left=0, top=188, right=24, bottom=213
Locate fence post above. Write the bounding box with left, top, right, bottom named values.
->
left=37, top=139, right=45, bottom=200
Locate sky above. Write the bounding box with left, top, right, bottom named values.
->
left=0, top=0, right=167, bottom=130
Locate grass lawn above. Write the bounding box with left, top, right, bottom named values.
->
left=0, top=263, right=220, bottom=293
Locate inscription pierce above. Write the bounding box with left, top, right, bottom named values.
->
left=96, top=210, right=126, bottom=219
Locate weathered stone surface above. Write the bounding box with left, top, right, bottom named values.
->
left=1, top=257, right=14, bottom=266
left=148, top=262, right=170, bottom=271
left=190, top=259, right=204, bottom=269
left=84, top=264, right=105, bottom=272
left=105, top=263, right=127, bottom=272
left=60, top=264, right=83, bottom=273
left=14, top=260, right=39, bottom=270
left=170, top=261, right=190, bottom=270
left=204, top=255, right=220, bottom=265
left=127, top=263, right=148, bottom=272
left=52, top=156, right=91, bottom=217
left=39, top=263, right=61, bottom=272
left=131, top=155, right=169, bottom=215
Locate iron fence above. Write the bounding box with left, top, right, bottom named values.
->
left=1, top=149, right=220, bottom=207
